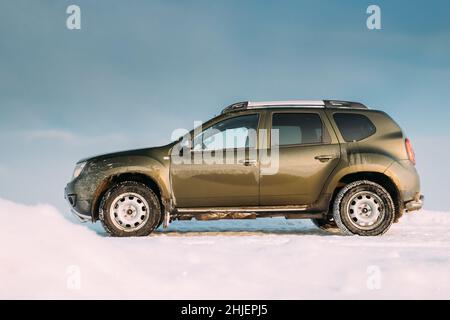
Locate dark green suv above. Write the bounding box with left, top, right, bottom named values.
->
left=65, top=100, right=423, bottom=237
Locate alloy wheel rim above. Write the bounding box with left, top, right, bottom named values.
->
left=110, top=192, right=150, bottom=232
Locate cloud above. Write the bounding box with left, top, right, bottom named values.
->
left=21, top=129, right=128, bottom=146
left=24, top=129, right=77, bottom=143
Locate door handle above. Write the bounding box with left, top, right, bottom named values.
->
left=239, top=159, right=257, bottom=166
left=314, top=155, right=336, bottom=162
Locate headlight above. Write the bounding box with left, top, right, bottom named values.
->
left=72, top=161, right=87, bottom=179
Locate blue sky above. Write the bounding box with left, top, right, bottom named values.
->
left=0, top=0, right=449, bottom=211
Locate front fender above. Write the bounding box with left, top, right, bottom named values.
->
left=74, top=154, right=171, bottom=217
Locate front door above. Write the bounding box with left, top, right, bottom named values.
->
left=260, top=110, right=340, bottom=206
left=171, top=113, right=260, bottom=208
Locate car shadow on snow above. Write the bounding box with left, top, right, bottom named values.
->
left=152, top=218, right=333, bottom=237
left=63, top=212, right=333, bottom=237
left=152, top=229, right=330, bottom=237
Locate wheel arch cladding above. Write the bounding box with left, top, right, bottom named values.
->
left=334, top=171, right=402, bottom=222
left=91, top=172, right=164, bottom=221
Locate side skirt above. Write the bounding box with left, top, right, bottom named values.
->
left=174, top=206, right=326, bottom=221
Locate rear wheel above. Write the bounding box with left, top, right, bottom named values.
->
left=333, top=180, right=395, bottom=236
left=100, top=181, right=161, bottom=237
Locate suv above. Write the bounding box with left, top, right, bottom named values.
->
left=65, top=100, right=423, bottom=237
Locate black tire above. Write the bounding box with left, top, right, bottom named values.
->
left=311, top=217, right=339, bottom=232
left=333, top=180, right=395, bottom=236
left=99, top=181, right=162, bottom=237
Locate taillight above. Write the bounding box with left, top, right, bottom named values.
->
left=405, top=138, right=416, bottom=165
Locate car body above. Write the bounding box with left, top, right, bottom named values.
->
left=65, top=100, right=423, bottom=236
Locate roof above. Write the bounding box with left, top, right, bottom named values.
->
left=221, top=100, right=368, bottom=114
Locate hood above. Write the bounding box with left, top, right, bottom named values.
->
left=76, top=142, right=176, bottom=164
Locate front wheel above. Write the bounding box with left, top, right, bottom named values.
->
left=100, top=181, right=162, bottom=237
left=333, top=180, right=395, bottom=236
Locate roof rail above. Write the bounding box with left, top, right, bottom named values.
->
left=221, top=101, right=248, bottom=114
left=248, top=100, right=325, bottom=107
left=323, top=100, right=368, bottom=109
left=221, top=100, right=368, bottom=114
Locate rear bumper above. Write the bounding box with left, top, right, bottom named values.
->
left=405, top=194, right=424, bottom=212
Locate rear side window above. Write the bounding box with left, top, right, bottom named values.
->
left=272, top=113, right=323, bottom=146
left=333, top=113, right=376, bottom=142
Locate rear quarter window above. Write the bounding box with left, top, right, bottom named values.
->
left=333, top=113, right=376, bottom=142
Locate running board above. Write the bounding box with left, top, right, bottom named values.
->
left=175, top=206, right=325, bottom=221
left=177, top=205, right=308, bottom=213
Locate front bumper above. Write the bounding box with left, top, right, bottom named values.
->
left=405, top=194, right=424, bottom=212
left=69, top=208, right=91, bottom=222
left=64, top=182, right=92, bottom=222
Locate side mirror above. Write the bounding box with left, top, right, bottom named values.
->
left=178, top=136, right=192, bottom=156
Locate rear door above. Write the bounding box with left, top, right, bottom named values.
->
left=260, top=109, right=340, bottom=205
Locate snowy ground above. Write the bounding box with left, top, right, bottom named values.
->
left=1, top=197, right=449, bottom=299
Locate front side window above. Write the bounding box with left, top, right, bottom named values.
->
left=193, top=114, right=259, bottom=151
left=333, top=113, right=376, bottom=142
left=271, top=113, right=323, bottom=146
